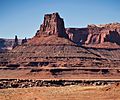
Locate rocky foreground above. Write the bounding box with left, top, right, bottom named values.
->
left=0, top=84, right=120, bottom=100
left=0, top=79, right=120, bottom=89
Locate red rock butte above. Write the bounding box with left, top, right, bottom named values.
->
left=0, top=12, right=120, bottom=81
left=35, top=12, right=68, bottom=38
left=31, top=12, right=120, bottom=48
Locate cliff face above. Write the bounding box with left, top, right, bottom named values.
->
left=66, top=28, right=89, bottom=44
left=33, top=12, right=120, bottom=47
left=35, top=12, right=68, bottom=38
left=65, top=23, right=120, bottom=46
left=85, top=23, right=120, bottom=45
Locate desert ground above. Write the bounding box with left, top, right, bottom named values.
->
left=0, top=84, right=120, bottom=100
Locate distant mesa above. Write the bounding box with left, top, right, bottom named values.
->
left=0, top=36, right=23, bottom=52
left=85, top=23, right=120, bottom=45
left=0, top=36, right=28, bottom=52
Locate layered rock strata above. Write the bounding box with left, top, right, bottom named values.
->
left=85, top=23, right=120, bottom=45
left=66, top=28, right=89, bottom=44
left=35, top=12, right=68, bottom=38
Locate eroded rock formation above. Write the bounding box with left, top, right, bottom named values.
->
left=0, top=13, right=120, bottom=82
left=21, top=37, right=27, bottom=45
left=12, top=35, right=19, bottom=49
left=33, top=12, right=120, bottom=46
left=35, top=12, right=68, bottom=38
left=85, top=23, right=120, bottom=45
left=66, top=28, right=89, bottom=44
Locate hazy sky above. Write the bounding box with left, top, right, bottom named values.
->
left=0, top=0, right=120, bottom=38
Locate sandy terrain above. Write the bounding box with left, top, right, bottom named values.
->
left=0, top=84, right=120, bottom=100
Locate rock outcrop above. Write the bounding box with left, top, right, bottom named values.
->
left=35, top=12, right=68, bottom=38
left=21, top=37, right=27, bottom=45
left=85, top=23, right=120, bottom=45
left=66, top=28, right=89, bottom=44
left=0, top=79, right=114, bottom=89
left=12, top=35, right=19, bottom=49
left=33, top=12, right=120, bottom=46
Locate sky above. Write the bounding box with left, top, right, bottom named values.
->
left=0, top=0, right=120, bottom=39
